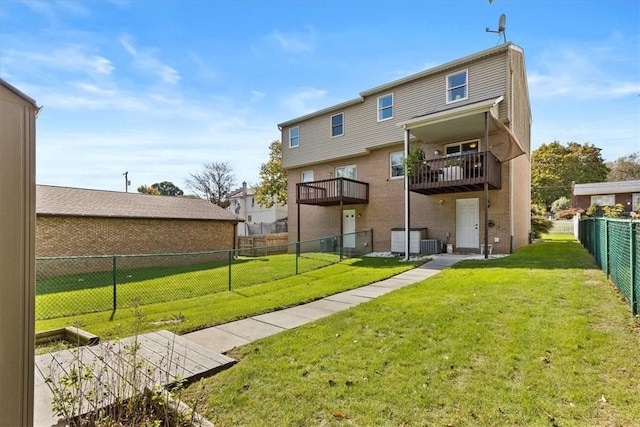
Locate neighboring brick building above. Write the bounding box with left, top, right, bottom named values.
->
left=572, top=180, right=640, bottom=214
left=36, top=185, right=240, bottom=257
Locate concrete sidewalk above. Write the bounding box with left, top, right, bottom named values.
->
left=183, top=254, right=468, bottom=353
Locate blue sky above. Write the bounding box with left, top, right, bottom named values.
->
left=1, top=0, right=638, bottom=192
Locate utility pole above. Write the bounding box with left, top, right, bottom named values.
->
left=123, top=171, right=130, bottom=192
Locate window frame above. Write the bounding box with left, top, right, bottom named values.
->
left=446, top=69, right=468, bottom=104
left=443, top=139, right=480, bottom=157
left=301, top=170, right=314, bottom=182
left=289, top=126, right=300, bottom=148
left=377, top=93, right=394, bottom=122
left=633, top=193, right=640, bottom=210
left=335, top=165, right=357, bottom=180
left=591, top=194, right=615, bottom=207
left=330, top=112, right=344, bottom=138
left=390, top=151, right=404, bottom=179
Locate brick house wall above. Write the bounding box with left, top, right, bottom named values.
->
left=36, top=216, right=235, bottom=257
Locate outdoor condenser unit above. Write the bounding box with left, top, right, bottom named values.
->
left=420, top=239, right=442, bottom=255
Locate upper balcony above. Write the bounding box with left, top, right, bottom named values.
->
left=296, top=177, right=369, bottom=206
left=409, top=151, right=501, bottom=195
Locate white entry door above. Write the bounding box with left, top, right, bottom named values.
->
left=342, top=209, right=356, bottom=248
left=456, top=198, right=479, bottom=249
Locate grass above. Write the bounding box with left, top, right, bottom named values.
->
left=183, top=236, right=640, bottom=426
left=36, top=256, right=419, bottom=341
left=36, top=252, right=340, bottom=319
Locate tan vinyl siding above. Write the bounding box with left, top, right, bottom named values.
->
left=509, top=48, right=532, bottom=157
left=282, top=51, right=509, bottom=169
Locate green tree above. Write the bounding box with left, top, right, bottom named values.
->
left=137, top=185, right=160, bottom=195
left=255, top=140, right=287, bottom=208
left=606, top=152, right=640, bottom=182
left=151, top=181, right=184, bottom=196
left=531, top=141, right=609, bottom=209
left=185, top=161, right=236, bottom=208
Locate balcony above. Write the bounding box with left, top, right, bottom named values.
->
left=409, top=151, right=501, bottom=195
left=297, top=177, right=369, bottom=206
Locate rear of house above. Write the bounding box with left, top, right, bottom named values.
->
left=279, top=43, right=531, bottom=255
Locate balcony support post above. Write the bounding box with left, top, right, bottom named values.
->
left=403, top=128, right=411, bottom=260
left=484, top=111, right=490, bottom=259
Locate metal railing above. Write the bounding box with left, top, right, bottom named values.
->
left=35, top=230, right=373, bottom=321
left=579, top=218, right=638, bottom=315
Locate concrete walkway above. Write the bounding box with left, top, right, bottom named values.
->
left=183, top=254, right=468, bottom=353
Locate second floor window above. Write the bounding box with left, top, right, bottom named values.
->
left=390, top=151, right=404, bottom=178
left=301, top=170, right=314, bottom=182
left=331, top=113, right=344, bottom=137
left=377, top=93, right=393, bottom=121
left=445, top=139, right=479, bottom=157
left=289, top=126, right=300, bottom=148
left=335, top=165, right=357, bottom=180
left=447, top=70, right=468, bottom=103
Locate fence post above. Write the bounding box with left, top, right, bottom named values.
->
left=228, top=250, right=232, bottom=291
left=339, top=234, right=343, bottom=262
left=112, top=255, right=117, bottom=312
left=295, top=242, right=300, bottom=275
left=631, top=221, right=637, bottom=316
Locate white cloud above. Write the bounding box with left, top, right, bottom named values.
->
left=529, top=41, right=640, bottom=100
left=3, top=46, right=114, bottom=76
left=283, top=87, right=327, bottom=115
left=251, top=90, right=265, bottom=103
left=269, top=29, right=314, bottom=53
left=119, top=37, right=181, bottom=84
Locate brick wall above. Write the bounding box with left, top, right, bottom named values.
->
left=36, top=216, right=236, bottom=257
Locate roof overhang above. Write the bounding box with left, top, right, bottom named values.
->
left=396, top=96, right=525, bottom=162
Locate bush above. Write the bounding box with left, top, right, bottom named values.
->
left=603, top=203, right=625, bottom=218
left=550, top=196, right=571, bottom=213
left=531, top=215, right=553, bottom=238
left=555, top=208, right=584, bottom=220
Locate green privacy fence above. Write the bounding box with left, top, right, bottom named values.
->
left=36, top=230, right=373, bottom=321
left=579, top=218, right=638, bottom=315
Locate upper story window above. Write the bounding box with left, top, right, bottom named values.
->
left=335, top=165, right=357, bottom=180
left=591, top=195, right=615, bottom=206
left=301, top=170, right=314, bottom=182
left=445, top=139, right=479, bottom=157
left=390, top=151, right=404, bottom=178
left=289, top=126, right=300, bottom=148
left=377, top=93, right=393, bottom=122
left=446, top=70, right=468, bottom=103
left=331, top=113, right=344, bottom=137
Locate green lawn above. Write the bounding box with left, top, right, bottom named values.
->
left=183, top=237, right=640, bottom=426
left=36, top=255, right=419, bottom=340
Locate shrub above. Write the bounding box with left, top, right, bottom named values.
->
left=555, top=208, right=584, bottom=220
left=550, top=196, right=571, bottom=213
left=531, top=215, right=552, bottom=238
left=603, top=203, right=625, bottom=218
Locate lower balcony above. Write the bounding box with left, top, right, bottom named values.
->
left=409, top=151, right=502, bottom=195
left=297, top=177, right=369, bottom=206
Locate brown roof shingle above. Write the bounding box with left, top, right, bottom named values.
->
left=36, top=185, right=239, bottom=222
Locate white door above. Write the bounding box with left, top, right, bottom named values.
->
left=343, top=209, right=356, bottom=248
left=456, top=198, right=479, bottom=249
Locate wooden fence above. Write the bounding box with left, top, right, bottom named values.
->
left=237, top=233, right=289, bottom=257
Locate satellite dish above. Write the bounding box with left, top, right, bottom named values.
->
left=486, top=13, right=507, bottom=43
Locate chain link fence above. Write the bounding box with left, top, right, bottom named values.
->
left=579, top=218, right=639, bottom=315
left=36, top=230, right=373, bottom=321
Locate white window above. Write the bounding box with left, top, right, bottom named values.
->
left=591, top=195, right=615, bottom=206
left=390, top=151, right=404, bottom=178
left=335, top=165, right=357, bottom=179
left=289, top=126, right=299, bottom=148
left=444, top=139, right=480, bottom=157
left=633, top=193, right=640, bottom=210
left=331, top=113, right=344, bottom=137
left=377, top=93, right=393, bottom=121
left=301, top=170, right=314, bottom=182
left=446, top=70, right=468, bottom=103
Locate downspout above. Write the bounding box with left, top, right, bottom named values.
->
left=484, top=112, right=489, bottom=260
left=403, top=128, right=411, bottom=261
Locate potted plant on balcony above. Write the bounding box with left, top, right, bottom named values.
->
left=402, top=145, right=426, bottom=178
left=442, top=156, right=463, bottom=180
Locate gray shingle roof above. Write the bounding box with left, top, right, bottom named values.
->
left=37, top=185, right=239, bottom=221
left=573, top=180, right=640, bottom=196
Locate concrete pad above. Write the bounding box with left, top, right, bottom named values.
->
left=253, top=310, right=312, bottom=330
left=284, top=304, right=335, bottom=321
left=306, top=298, right=355, bottom=313
left=325, top=292, right=372, bottom=305
left=372, top=279, right=413, bottom=289
left=216, top=318, right=285, bottom=342
left=183, top=327, right=250, bottom=354
left=34, top=366, right=62, bottom=427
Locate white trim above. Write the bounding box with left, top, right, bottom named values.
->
left=590, top=194, right=615, bottom=206
left=330, top=112, right=344, bottom=138
left=397, top=96, right=503, bottom=130
left=289, top=126, right=300, bottom=148
left=377, top=93, right=394, bottom=122
left=446, top=69, right=468, bottom=104
left=301, top=170, right=314, bottom=182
